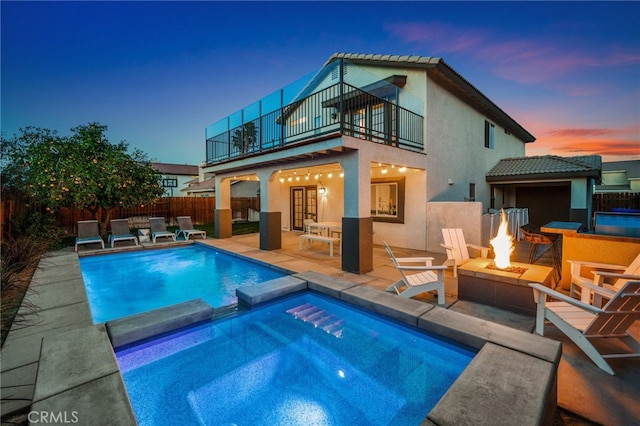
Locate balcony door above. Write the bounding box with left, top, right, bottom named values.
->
left=291, top=186, right=318, bottom=231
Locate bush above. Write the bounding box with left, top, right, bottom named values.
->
left=1, top=235, right=48, bottom=346
left=9, top=211, right=63, bottom=249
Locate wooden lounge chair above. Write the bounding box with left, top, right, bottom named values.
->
left=108, top=218, right=138, bottom=247
left=75, top=220, right=105, bottom=252
left=441, top=228, right=490, bottom=277
left=149, top=217, right=176, bottom=243
left=175, top=216, right=206, bottom=240
left=568, top=253, right=640, bottom=307
left=529, top=281, right=640, bottom=375
left=383, top=241, right=446, bottom=303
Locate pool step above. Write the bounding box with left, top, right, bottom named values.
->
left=286, top=303, right=344, bottom=338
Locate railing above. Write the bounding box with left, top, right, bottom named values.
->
left=205, top=82, right=424, bottom=165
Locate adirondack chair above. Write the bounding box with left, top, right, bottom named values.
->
left=529, top=281, right=640, bottom=375
left=384, top=241, right=447, bottom=303
left=568, top=253, right=640, bottom=307
left=441, top=228, right=490, bottom=277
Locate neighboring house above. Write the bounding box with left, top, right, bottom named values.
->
left=596, top=160, right=640, bottom=193
left=152, top=162, right=199, bottom=197
left=202, top=53, right=535, bottom=273
left=181, top=169, right=260, bottom=198
left=486, top=155, right=601, bottom=228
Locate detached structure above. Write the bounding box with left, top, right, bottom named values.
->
left=202, top=53, right=535, bottom=273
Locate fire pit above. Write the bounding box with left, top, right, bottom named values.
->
left=457, top=259, right=553, bottom=316
left=457, top=210, right=554, bottom=316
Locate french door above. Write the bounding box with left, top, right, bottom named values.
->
left=291, top=186, right=318, bottom=231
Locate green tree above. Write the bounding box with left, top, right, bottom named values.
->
left=231, top=121, right=257, bottom=154
left=2, top=123, right=164, bottom=236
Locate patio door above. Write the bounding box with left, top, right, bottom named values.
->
left=291, top=186, right=318, bottom=231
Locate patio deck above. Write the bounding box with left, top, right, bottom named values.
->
left=1, top=232, right=639, bottom=425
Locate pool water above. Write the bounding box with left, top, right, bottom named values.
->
left=116, top=292, right=476, bottom=425
left=80, top=245, right=287, bottom=323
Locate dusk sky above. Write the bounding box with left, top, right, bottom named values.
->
left=2, top=1, right=639, bottom=165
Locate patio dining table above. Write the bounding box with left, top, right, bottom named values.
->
left=308, top=221, right=342, bottom=238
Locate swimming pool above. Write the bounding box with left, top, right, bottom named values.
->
left=116, top=292, right=476, bottom=425
left=80, top=244, right=287, bottom=323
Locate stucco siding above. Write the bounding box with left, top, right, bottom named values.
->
left=424, top=73, right=526, bottom=210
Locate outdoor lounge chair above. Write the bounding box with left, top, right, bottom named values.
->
left=175, top=216, right=206, bottom=240
left=75, top=220, right=105, bottom=252
left=529, top=280, right=640, bottom=375
left=383, top=241, right=446, bottom=303
left=149, top=217, right=176, bottom=243
left=108, top=218, right=138, bottom=247
left=441, top=228, right=490, bottom=277
left=568, top=253, right=640, bottom=307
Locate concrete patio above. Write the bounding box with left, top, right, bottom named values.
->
left=1, top=232, right=639, bottom=425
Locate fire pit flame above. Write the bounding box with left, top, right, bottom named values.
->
left=490, top=209, right=514, bottom=269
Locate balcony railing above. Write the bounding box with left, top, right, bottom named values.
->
left=205, top=81, right=424, bottom=165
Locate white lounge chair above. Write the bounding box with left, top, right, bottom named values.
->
left=383, top=241, right=446, bottom=303
left=108, top=218, right=138, bottom=247
left=75, top=220, right=105, bottom=252
left=568, top=253, right=640, bottom=307
left=441, top=228, right=490, bottom=277
left=175, top=216, right=206, bottom=240
left=529, top=281, right=640, bottom=375
left=149, top=217, right=176, bottom=243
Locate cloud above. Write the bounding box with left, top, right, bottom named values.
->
left=546, top=128, right=626, bottom=139
left=384, top=20, right=640, bottom=87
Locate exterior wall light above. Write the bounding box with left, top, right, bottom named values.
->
left=318, top=187, right=327, bottom=195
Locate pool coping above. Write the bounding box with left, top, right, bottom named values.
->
left=26, top=248, right=560, bottom=425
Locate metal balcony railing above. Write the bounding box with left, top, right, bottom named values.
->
left=205, top=82, right=424, bottom=165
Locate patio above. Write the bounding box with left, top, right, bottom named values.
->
left=1, top=232, right=639, bottom=425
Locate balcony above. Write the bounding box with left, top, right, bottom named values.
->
left=205, top=79, right=424, bottom=166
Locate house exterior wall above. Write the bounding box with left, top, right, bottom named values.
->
left=205, top=56, right=533, bottom=266
left=424, top=74, right=526, bottom=210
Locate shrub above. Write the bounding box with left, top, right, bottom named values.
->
left=0, top=235, right=48, bottom=346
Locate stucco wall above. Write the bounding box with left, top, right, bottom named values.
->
left=424, top=74, right=527, bottom=211
left=426, top=202, right=484, bottom=253
left=372, top=169, right=427, bottom=250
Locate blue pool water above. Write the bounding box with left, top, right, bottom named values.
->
left=116, top=292, right=476, bottom=425
left=79, top=245, right=287, bottom=323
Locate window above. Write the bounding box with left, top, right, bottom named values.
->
left=468, top=183, right=476, bottom=201
left=484, top=120, right=495, bottom=149
left=371, top=177, right=405, bottom=223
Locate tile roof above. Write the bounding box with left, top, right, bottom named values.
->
left=603, top=160, right=640, bottom=179
left=486, top=155, right=601, bottom=182
left=151, top=162, right=199, bottom=176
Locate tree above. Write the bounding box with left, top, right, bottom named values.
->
left=2, top=123, right=164, bottom=236
left=231, top=121, right=257, bottom=154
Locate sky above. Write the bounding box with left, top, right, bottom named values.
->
left=2, top=1, right=639, bottom=165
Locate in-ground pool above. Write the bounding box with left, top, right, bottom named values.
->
left=80, top=244, right=287, bottom=323
left=116, top=292, right=476, bottom=425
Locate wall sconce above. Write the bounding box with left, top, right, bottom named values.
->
left=318, top=187, right=327, bottom=195
left=448, top=178, right=455, bottom=185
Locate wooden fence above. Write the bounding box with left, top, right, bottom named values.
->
left=2, top=196, right=260, bottom=236
left=593, top=192, right=640, bottom=213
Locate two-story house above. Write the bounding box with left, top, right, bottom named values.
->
left=202, top=53, right=535, bottom=273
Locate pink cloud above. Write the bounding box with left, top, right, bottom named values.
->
left=384, top=21, right=640, bottom=87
